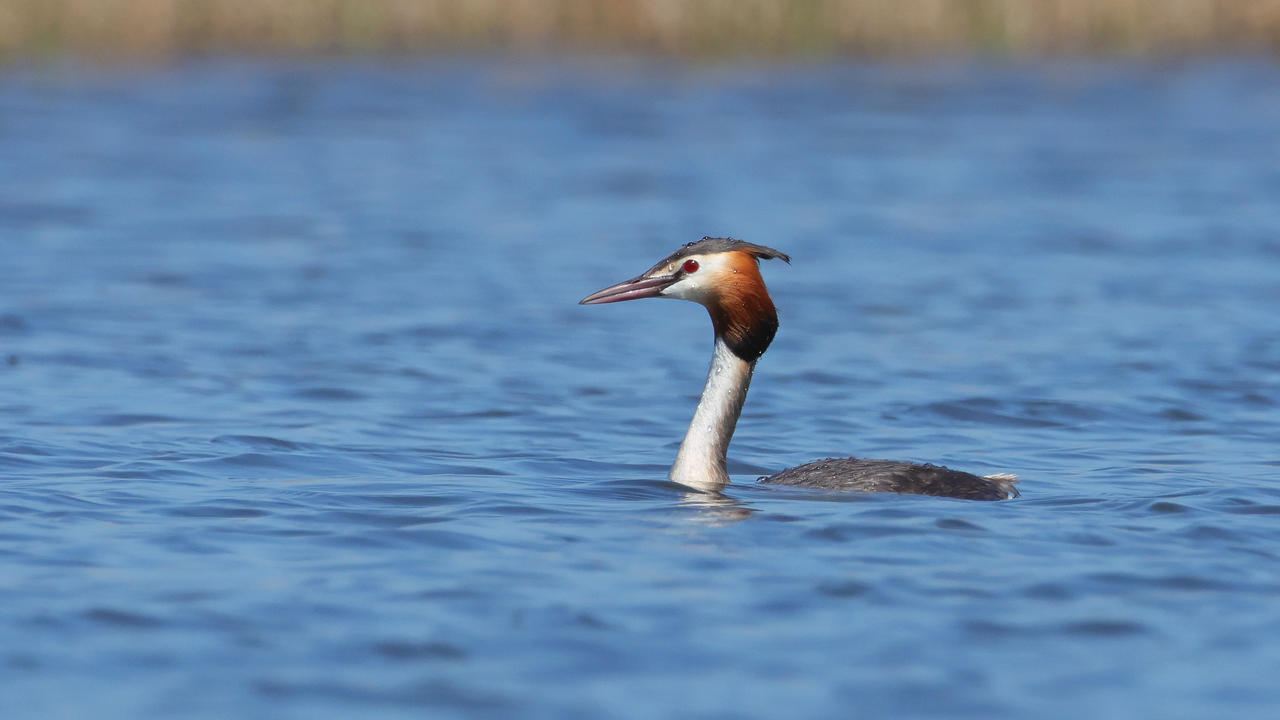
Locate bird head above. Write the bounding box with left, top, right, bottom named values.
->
left=580, top=237, right=790, bottom=361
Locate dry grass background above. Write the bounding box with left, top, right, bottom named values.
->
left=1, top=0, right=1279, bottom=59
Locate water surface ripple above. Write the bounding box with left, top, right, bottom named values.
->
left=1, top=59, right=1279, bottom=719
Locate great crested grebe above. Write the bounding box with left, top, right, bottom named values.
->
left=580, top=237, right=1019, bottom=501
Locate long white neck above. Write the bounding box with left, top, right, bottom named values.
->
left=669, top=337, right=755, bottom=492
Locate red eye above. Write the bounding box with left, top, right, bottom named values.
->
left=682, top=259, right=699, bottom=274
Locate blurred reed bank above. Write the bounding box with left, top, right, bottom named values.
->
left=2, top=0, right=1279, bottom=59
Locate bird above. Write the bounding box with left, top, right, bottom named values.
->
left=579, top=237, right=1019, bottom=501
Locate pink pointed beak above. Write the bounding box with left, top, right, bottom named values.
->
left=579, top=273, right=679, bottom=305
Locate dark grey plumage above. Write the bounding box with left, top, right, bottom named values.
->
left=762, top=458, right=1019, bottom=501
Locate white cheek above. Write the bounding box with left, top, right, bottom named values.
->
left=658, top=255, right=730, bottom=303
left=662, top=277, right=712, bottom=302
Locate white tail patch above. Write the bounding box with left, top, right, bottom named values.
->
left=984, top=472, right=1020, bottom=499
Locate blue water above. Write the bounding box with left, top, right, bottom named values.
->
left=2, top=59, right=1279, bottom=719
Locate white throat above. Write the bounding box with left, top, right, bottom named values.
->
left=669, top=337, right=755, bottom=492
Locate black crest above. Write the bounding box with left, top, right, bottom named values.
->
left=657, top=237, right=791, bottom=267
